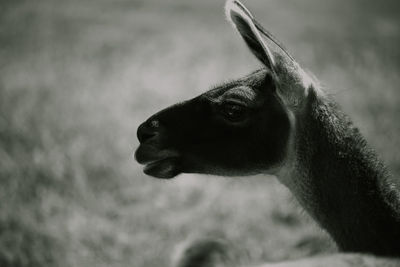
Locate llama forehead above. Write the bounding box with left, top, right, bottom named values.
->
left=221, top=86, right=257, bottom=102
left=204, top=69, right=269, bottom=97
left=202, top=85, right=260, bottom=106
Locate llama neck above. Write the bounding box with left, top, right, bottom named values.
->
left=281, top=90, right=400, bottom=257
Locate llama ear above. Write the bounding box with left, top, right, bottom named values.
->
left=225, top=0, right=276, bottom=71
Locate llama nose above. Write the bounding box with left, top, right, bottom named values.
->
left=137, top=119, right=160, bottom=143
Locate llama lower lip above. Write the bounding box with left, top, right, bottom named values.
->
left=143, top=158, right=180, bottom=179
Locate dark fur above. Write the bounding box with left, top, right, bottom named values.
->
left=136, top=69, right=291, bottom=178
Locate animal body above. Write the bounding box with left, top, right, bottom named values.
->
left=135, top=0, right=400, bottom=266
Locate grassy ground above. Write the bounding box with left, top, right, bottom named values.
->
left=0, top=0, right=399, bottom=266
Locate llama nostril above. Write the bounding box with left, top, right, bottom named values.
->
left=137, top=120, right=160, bottom=143
left=150, top=120, right=160, bottom=128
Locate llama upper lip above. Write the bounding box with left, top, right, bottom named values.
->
left=134, top=144, right=179, bottom=165
left=135, top=144, right=180, bottom=179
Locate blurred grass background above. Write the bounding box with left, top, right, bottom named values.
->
left=0, top=0, right=399, bottom=266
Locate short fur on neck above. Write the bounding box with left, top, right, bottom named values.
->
left=281, top=87, right=400, bottom=257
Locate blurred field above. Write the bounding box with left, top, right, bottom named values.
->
left=0, top=0, right=399, bottom=266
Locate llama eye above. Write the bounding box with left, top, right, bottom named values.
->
left=221, top=103, right=247, bottom=122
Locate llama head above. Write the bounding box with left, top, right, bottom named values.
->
left=135, top=0, right=317, bottom=179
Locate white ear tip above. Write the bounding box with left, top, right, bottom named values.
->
left=224, top=0, right=276, bottom=68
left=225, top=0, right=254, bottom=22
left=224, top=0, right=235, bottom=22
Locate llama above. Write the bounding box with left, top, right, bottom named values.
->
left=134, top=0, right=400, bottom=266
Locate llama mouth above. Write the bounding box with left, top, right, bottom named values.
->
left=135, top=145, right=180, bottom=179
left=143, top=157, right=180, bottom=179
